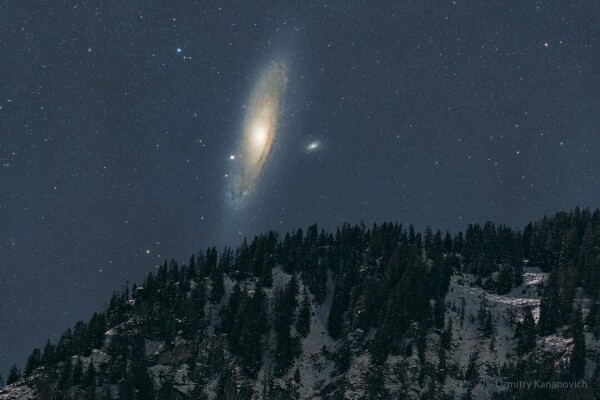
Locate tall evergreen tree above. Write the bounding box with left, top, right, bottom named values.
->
left=570, top=306, right=586, bottom=379
left=82, top=361, right=96, bottom=388
left=538, top=271, right=560, bottom=335
left=441, top=318, right=453, bottom=350
left=297, top=292, right=311, bottom=337
left=515, top=307, right=537, bottom=355
left=210, top=270, right=225, bottom=304
left=41, top=340, right=56, bottom=365
left=24, top=348, right=41, bottom=377
left=6, top=365, right=21, bottom=385
left=188, top=254, right=197, bottom=281
left=72, top=357, right=83, bottom=385
left=496, top=265, right=513, bottom=295
left=57, top=357, right=72, bottom=390
left=465, top=351, right=479, bottom=383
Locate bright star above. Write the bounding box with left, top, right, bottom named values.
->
left=307, top=141, right=320, bottom=151
left=176, top=48, right=182, bottom=53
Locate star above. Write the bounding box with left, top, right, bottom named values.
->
left=176, top=48, right=182, bottom=53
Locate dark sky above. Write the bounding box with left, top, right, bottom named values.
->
left=1, top=0, right=598, bottom=374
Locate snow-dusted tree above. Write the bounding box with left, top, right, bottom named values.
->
left=6, top=365, right=20, bottom=385
left=570, top=306, right=586, bottom=379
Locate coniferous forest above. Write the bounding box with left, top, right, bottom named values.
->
left=2, top=208, right=600, bottom=399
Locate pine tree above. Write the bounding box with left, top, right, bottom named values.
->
left=273, top=278, right=301, bottom=376
left=515, top=307, right=536, bottom=355
left=437, top=345, right=447, bottom=383
left=483, top=310, right=494, bottom=337
left=6, top=365, right=21, bottom=385
left=513, top=260, right=524, bottom=286
left=0, top=373, right=3, bottom=389
left=237, top=285, right=267, bottom=377
left=570, top=306, right=586, bottom=379
left=441, top=318, right=453, bottom=350
left=297, top=292, right=311, bottom=337
left=335, top=342, right=352, bottom=373
left=538, top=265, right=575, bottom=335
left=465, top=351, right=479, bottom=383
left=82, top=361, right=96, bottom=388
left=260, top=252, right=274, bottom=288
left=210, top=271, right=225, bottom=304
left=72, top=357, right=83, bottom=385
left=433, top=298, right=445, bottom=329
left=538, top=270, right=561, bottom=334
left=58, top=357, right=72, bottom=390
left=24, top=348, right=41, bottom=377
left=496, top=265, right=513, bottom=295
left=41, top=340, right=56, bottom=365
left=188, top=254, right=197, bottom=281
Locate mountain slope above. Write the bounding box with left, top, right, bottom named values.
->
left=2, top=209, right=600, bottom=399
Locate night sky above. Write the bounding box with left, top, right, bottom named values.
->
left=1, top=0, right=598, bottom=374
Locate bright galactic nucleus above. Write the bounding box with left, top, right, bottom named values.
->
left=229, top=61, right=288, bottom=207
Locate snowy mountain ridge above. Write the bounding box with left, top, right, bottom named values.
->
left=2, top=212, right=600, bottom=399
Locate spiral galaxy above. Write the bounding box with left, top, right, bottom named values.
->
left=229, top=61, right=288, bottom=207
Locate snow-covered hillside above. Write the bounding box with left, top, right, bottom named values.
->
left=2, top=265, right=598, bottom=400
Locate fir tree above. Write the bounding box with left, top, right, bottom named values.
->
left=237, top=285, right=267, bottom=377
left=465, top=351, right=479, bottom=383
left=41, top=340, right=56, bottom=365
left=496, top=264, right=513, bottom=295
left=570, top=306, right=586, bottom=379
left=188, top=254, right=197, bottom=281
left=515, top=307, right=536, bottom=355
left=210, top=271, right=225, bottom=304
left=297, top=292, right=311, bottom=337
left=538, top=266, right=575, bottom=335
left=433, top=297, right=445, bottom=329
left=273, top=278, right=301, bottom=376
left=483, top=310, right=494, bottom=337
left=57, top=357, right=72, bottom=390
left=441, top=318, right=453, bottom=350
left=260, top=253, right=274, bottom=288
left=82, top=361, right=96, bottom=388
left=513, top=260, right=524, bottom=286
left=6, top=365, right=21, bottom=385
left=24, top=348, right=41, bottom=377
left=72, top=357, right=83, bottom=385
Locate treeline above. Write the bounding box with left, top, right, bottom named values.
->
left=6, top=208, right=600, bottom=399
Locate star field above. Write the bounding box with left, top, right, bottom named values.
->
left=1, top=0, right=599, bottom=374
